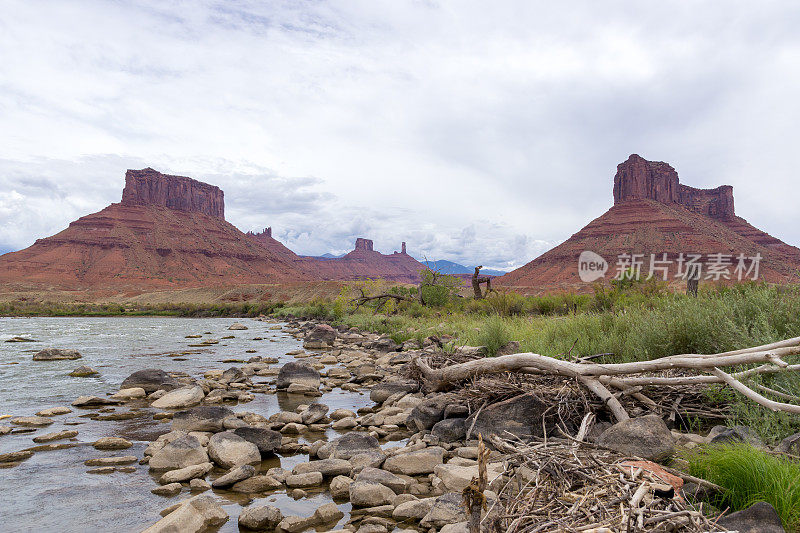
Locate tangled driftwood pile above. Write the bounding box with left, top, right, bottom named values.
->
left=413, top=337, right=800, bottom=423
left=483, top=436, right=725, bottom=533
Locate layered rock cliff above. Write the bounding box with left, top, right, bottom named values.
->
left=121, top=168, right=225, bottom=218
left=613, top=154, right=735, bottom=220
left=499, top=155, right=800, bottom=291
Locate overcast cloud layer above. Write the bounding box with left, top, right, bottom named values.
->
left=1, top=1, right=799, bottom=270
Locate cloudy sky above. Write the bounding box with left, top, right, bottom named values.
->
left=1, top=1, right=799, bottom=270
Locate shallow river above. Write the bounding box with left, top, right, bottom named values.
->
left=0, top=317, right=375, bottom=532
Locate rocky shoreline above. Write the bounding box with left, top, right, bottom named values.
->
left=0, top=317, right=793, bottom=532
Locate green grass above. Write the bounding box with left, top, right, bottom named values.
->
left=475, top=315, right=512, bottom=356
left=686, top=444, right=800, bottom=531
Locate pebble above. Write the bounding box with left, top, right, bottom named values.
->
left=93, top=437, right=132, bottom=450
left=0, top=450, right=34, bottom=463
left=151, top=483, right=182, bottom=497
left=35, top=406, right=72, bottom=417
left=85, top=456, right=138, bottom=466
left=87, top=467, right=116, bottom=474
left=189, top=478, right=211, bottom=492
left=33, top=430, right=78, bottom=443
left=11, top=416, right=53, bottom=427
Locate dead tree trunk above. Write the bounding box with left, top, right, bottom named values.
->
left=472, top=266, right=492, bottom=300
left=686, top=264, right=700, bottom=297
left=463, top=434, right=490, bottom=533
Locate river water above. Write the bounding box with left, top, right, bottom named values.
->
left=0, top=317, right=374, bottom=532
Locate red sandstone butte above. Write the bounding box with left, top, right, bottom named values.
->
left=498, top=154, right=800, bottom=292
left=0, top=169, right=312, bottom=289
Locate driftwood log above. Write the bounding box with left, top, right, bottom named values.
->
left=413, top=336, right=800, bottom=422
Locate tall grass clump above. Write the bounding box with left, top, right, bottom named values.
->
left=686, top=444, right=800, bottom=530
left=475, top=315, right=512, bottom=356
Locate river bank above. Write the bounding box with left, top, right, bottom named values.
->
left=1, top=316, right=797, bottom=532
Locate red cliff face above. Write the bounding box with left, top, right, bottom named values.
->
left=613, top=154, right=735, bottom=220
left=613, top=154, right=679, bottom=205
left=354, top=238, right=374, bottom=252
left=121, top=168, right=225, bottom=219
left=499, top=154, right=800, bottom=291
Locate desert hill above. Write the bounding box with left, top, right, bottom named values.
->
left=498, top=155, right=800, bottom=292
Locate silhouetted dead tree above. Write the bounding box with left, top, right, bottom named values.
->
left=472, top=266, right=493, bottom=299
left=351, top=288, right=414, bottom=311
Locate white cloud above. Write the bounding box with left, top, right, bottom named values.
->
left=1, top=1, right=799, bottom=269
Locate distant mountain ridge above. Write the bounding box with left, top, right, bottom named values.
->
left=422, top=259, right=506, bottom=277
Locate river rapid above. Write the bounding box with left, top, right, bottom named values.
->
left=0, top=317, right=374, bottom=532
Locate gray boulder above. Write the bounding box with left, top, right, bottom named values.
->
left=370, top=380, right=419, bottom=404
left=151, top=386, right=205, bottom=409
left=172, top=406, right=234, bottom=432
left=432, top=418, right=466, bottom=443
left=33, top=348, right=82, bottom=361
left=370, top=336, right=400, bottom=353
left=149, top=435, right=210, bottom=471
left=159, top=462, right=213, bottom=484
left=300, top=403, right=329, bottom=424
left=708, top=425, right=764, bottom=447
left=717, top=501, right=786, bottom=533
left=596, top=415, right=676, bottom=462
left=316, top=433, right=382, bottom=460
left=141, top=495, right=228, bottom=533
left=276, top=361, right=320, bottom=390
left=68, top=365, right=98, bottom=377
left=384, top=447, right=445, bottom=475
left=420, top=492, right=466, bottom=529
left=349, top=481, right=396, bottom=507
left=211, top=464, right=256, bottom=488
left=303, top=324, right=337, bottom=349
left=238, top=505, right=283, bottom=530
left=464, top=393, right=551, bottom=440
left=293, top=458, right=352, bottom=477
left=408, top=394, right=454, bottom=431
left=121, top=369, right=179, bottom=393
left=233, top=427, right=281, bottom=455
left=221, top=367, right=246, bottom=384
left=355, top=467, right=407, bottom=493
left=207, top=431, right=261, bottom=469
left=777, top=432, right=800, bottom=455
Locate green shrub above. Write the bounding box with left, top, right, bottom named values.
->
left=686, top=444, right=800, bottom=530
